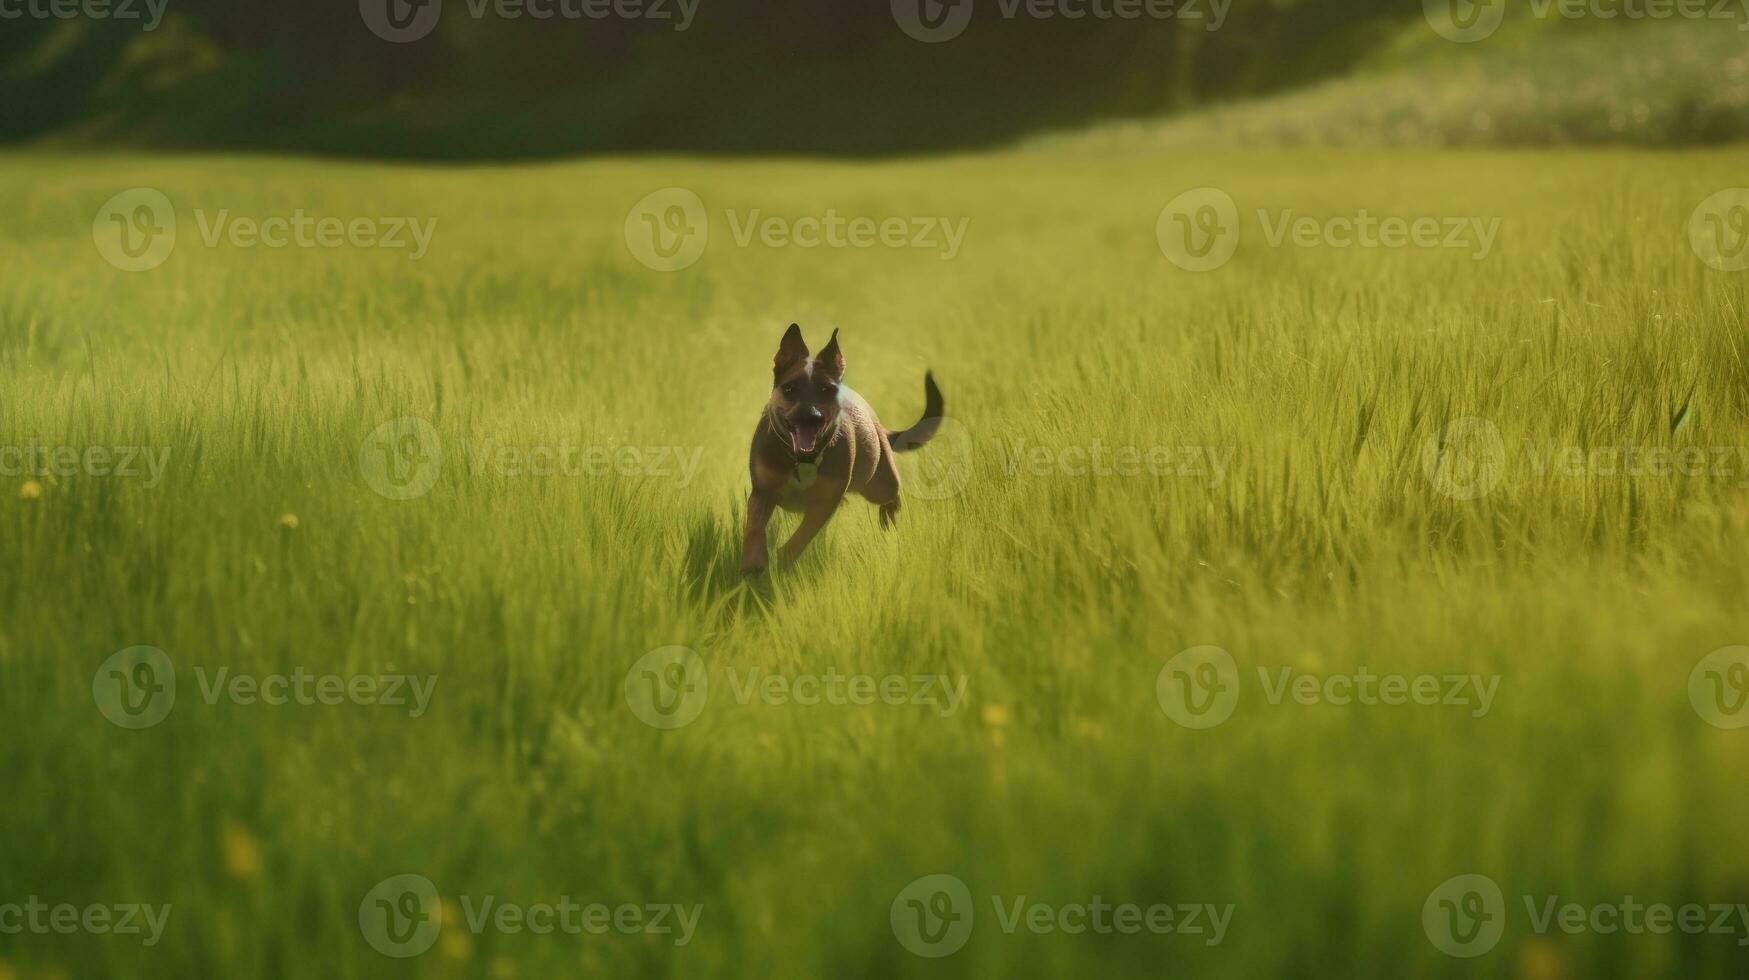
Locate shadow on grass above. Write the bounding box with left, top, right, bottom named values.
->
left=679, top=499, right=785, bottom=623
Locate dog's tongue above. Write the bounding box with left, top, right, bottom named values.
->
left=793, top=428, right=819, bottom=454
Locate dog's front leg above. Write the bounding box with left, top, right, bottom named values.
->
left=741, top=489, right=778, bottom=573
left=779, top=493, right=843, bottom=566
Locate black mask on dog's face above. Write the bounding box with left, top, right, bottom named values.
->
left=770, top=324, right=844, bottom=455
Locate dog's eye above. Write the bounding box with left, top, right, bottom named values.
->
left=781, top=384, right=799, bottom=397
left=820, top=385, right=838, bottom=398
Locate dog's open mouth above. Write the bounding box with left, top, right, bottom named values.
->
left=791, top=421, right=822, bottom=454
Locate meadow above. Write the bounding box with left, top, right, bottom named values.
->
left=1050, top=18, right=1749, bottom=151
left=2, top=142, right=1749, bottom=978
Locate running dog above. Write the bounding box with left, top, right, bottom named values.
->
left=741, top=324, right=944, bottom=572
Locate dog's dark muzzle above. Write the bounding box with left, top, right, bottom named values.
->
left=789, top=408, right=826, bottom=454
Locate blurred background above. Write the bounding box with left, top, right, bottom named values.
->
left=3, top=0, right=1745, bottom=159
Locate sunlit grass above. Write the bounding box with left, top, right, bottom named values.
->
left=1044, top=19, right=1749, bottom=152
left=1, top=143, right=1748, bottom=977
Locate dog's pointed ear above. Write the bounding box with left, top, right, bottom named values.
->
left=774, top=324, right=809, bottom=382
left=816, top=328, right=844, bottom=380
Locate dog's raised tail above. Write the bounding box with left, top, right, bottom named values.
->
left=887, top=371, right=945, bottom=452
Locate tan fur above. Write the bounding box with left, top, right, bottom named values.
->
left=741, top=325, right=937, bottom=572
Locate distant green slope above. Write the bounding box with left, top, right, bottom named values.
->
left=1035, top=18, right=1749, bottom=152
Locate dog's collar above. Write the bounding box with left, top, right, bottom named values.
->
left=784, top=416, right=840, bottom=491
left=782, top=415, right=840, bottom=468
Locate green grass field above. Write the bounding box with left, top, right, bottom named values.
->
left=4, top=143, right=1749, bottom=978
